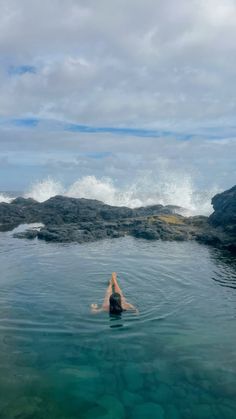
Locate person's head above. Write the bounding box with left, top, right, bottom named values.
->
left=109, top=292, right=123, bottom=315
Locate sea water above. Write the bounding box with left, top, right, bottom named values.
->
left=0, top=232, right=236, bottom=418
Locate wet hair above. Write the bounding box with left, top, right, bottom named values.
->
left=109, top=292, right=123, bottom=315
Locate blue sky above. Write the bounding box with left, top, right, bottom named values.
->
left=8, top=64, right=36, bottom=76
left=0, top=0, right=235, bottom=195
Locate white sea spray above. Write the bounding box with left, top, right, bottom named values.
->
left=0, top=193, right=14, bottom=203
left=22, top=175, right=219, bottom=215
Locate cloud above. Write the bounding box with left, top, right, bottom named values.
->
left=0, top=123, right=235, bottom=191
left=0, top=0, right=235, bottom=192
left=0, top=0, right=236, bottom=129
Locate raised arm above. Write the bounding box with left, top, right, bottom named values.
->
left=111, top=272, right=126, bottom=302
left=112, top=273, right=139, bottom=314
left=102, top=276, right=113, bottom=310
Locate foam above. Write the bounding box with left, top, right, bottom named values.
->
left=25, top=178, right=64, bottom=202
left=0, top=193, right=14, bottom=204
left=22, top=175, right=218, bottom=215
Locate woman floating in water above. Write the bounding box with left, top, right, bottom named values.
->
left=91, top=272, right=138, bottom=315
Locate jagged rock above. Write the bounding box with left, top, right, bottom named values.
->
left=13, top=229, right=38, bottom=240
left=208, top=185, right=236, bottom=252
left=209, top=185, right=236, bottom=231
left=0, top=187, right=235, bottom=253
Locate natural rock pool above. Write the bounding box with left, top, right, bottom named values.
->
left=0, top=233, right=236, bottom=418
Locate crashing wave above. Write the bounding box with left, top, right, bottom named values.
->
left=0, top=193, right=14, bottom=204
left=23, top=175, right=219, bottom=215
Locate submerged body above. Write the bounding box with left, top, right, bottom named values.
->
left=91, top=272, right=138, bottom=314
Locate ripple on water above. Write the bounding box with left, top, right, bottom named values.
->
left=0, top=235, right=236, bottom=418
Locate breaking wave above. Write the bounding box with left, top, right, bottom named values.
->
left=22, top=175, right=219, bottom=216
left=0, top=193, right=15, bottom=204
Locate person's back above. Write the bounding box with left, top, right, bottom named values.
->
left=91, top=272, right=138, bottom=314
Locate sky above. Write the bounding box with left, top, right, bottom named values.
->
left=0, top=0, right=236, bottom=195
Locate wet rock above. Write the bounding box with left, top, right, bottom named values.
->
left=208, top=185, right=236, bottom=252
left=13, top=229, right=38, bottom=239
left=133, top=227, right=160, bottom=240
left=85, top=405, right=108, bottom=419
left=12, top=197, right=37, bottom=206
left=103, top=373, right=118, bottom=395
left=150, top=382, right=173, bottom=403
left=131, top=402, right=164, bottom=419
left=0, top=186, right=235, bottom=251
left=191, top=403, right=214, bottom=419
left=121, top=390, right=143, bottom=407
left=97, top=395, right=125, bottom=419
left=174, top=385, right=188, bottom=400
left=214, top=403, right=236, bottom=419
left=165, top=404, right=181, bottom=419
left=57, top=365, right=104, bottom=406
left=0, top=222, right=19, bottom=232
left=1, top=396, right=42, bottom=419
left=60, top=365, right=100, bottom=379
left=123, top=364, right=144, bottom=391
left=210, top=185, right=236, bottom=229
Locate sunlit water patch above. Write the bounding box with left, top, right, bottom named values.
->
left=0, top=234, right=236, bottom=418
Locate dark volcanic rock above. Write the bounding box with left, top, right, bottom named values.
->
left=14, top=229, right=38, bottom=240
left=0, top=188, right=235, bottom=253
left=209, top=185, right=236, bottom=232
left=206, top=185, right=236, bottom=253
left=11, top=197, right=37, bottom=206
left=0, top=197, right=40, bottom=229
left=133, top=226, right=161, bottom=240
left=0, top=195, right=177, bottom=230
left=133, top=204, right=172, bottom=217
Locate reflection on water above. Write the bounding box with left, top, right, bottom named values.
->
left=0, top=234, right=236, bottom=418
left=210, top=247, right=236, bottom=290
left=109, top=313, right=124, bottom=328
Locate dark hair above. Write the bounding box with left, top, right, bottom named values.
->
left=109, top=292, right=123, bottom=315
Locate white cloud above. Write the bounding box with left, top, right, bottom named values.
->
left=0, top=0, right=235, bottom=193
left=0, top=0, right=236, bottom=127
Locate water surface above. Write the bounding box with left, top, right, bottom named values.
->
left=0, top=232, right=236, bottom=418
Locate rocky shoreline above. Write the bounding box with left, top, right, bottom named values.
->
left=0, top=186, right=235, bottom=253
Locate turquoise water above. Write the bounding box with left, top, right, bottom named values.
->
left=0, top=231, right=236, bottom=419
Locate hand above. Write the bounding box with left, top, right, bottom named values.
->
left=91, top=303, right=98, bottom=310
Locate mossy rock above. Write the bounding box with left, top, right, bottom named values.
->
left=191, top=403, right=214, bottom=419
left=122, top=364, right=143, bottom=391
left=165, top=404, right=181, bottom=419
left=83, top=404, right=108, bottom=419
left=157, top=215, right=185, bottom=225
left=96, top=395, right=125, bottom=419
left=121, top=389, right=143, bottom=407
left=131, top=402, right=164, bottom=419
left=0, top=396, right=42, bottom=419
